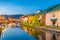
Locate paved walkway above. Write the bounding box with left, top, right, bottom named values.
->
left=33, top=26, right=60, bottom=35
left=22, top=24, right=60, bottom=33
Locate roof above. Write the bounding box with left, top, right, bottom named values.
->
left=44, top=4, right=60, bottom=13
left=37, top=4, right=60, bottom=14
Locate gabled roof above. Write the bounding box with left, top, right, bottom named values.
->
left=45, top=4, right=60, bottom=12
left=36, top=10, right=44, bottom=14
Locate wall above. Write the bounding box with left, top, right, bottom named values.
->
left=45, top=10, right=60, bottom=26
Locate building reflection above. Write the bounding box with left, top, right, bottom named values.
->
left=0, top=15, right=21, bottom=36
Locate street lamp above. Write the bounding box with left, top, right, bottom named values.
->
left=50, top=15, right=57, bottom=40
left=50, top=16, right=57, bottom=26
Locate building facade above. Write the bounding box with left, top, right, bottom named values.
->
left=43, top=4, right=60, bottom=26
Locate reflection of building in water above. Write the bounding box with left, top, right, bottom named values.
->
left=0, top=23, right=6, bottom=34
left=23, top=27, right=28, bottom=33
left=7, top=22, right=18, bottom=27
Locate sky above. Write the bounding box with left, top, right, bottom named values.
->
left=0, top=0, right=60, bottom=15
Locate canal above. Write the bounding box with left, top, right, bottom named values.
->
left=0, top=24, right=36, bottom=40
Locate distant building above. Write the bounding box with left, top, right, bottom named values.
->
left=8, top=17, right=13, bottom=22
left=20, top=16, right=24, bottom=22
left=0, top=15, right=6, bottom=23
left=23, top=17, right=28, bottom=23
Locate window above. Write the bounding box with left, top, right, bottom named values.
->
left=52, top=11, right=55, bottom=17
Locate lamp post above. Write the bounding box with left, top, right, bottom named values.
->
left=50, top=17, right=57, bottom=27
left=50, top=17, right=57, bottom=40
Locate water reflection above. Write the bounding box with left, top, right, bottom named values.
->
left=0, top=23, right=35, bottom=40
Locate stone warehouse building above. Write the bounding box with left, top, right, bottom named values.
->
left=41, top=4, right=60, bottom=26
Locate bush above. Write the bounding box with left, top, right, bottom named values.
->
left=40, top=22, right=44, bottom=26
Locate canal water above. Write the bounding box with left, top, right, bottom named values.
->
left=0, top=26, right=35, bottom=40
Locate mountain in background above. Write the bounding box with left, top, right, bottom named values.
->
left=3, top=14, right=23, bottom=19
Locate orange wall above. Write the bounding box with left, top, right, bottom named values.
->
left=41, top=14, right=46, bottom=24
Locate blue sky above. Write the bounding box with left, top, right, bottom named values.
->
left=0, top=0, right=60, bottom=15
